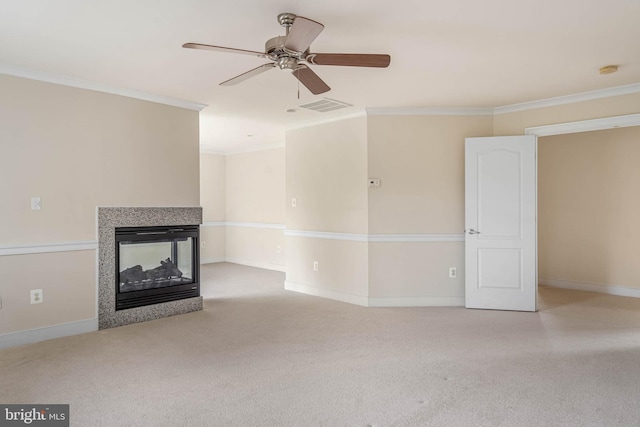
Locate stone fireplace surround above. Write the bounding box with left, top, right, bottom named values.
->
left=98, top=207, right=203, bottom=329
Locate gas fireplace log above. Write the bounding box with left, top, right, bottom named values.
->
left=145, top=258, right=183, bottom=280
left=120, top=265, right=146, bottom=284
left=120, top=258, right=183, bottom=284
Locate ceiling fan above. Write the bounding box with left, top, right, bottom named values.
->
left=183, top=12, right=391, bottom=95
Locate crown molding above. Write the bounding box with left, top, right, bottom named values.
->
left=285, top=109, right=367, bottom=131
left=366, top=107, right=494, bottom=116
left=494, top=83, right=640, bottom=115
left=365, top=83, right=640, bottom=117
left=525, top=113, right=640, bottom=136
left=0, top=62, right=207, bottom=112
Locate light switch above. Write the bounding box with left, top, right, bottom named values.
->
left=31, top=197, right=42, bottom=211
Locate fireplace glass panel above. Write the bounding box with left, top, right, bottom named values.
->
left=118, top=238, right=194, bottom=293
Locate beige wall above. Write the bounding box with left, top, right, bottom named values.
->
left=285, top=117, right=369, bottom=298
left=287, top=117, right=369, bottom=234
left=367, top=115, right=493, bottom=234
left=539, top=127, right=640, bottom=289
left=200, top=153, right=226, bottom=263
left=0, top=75, right=200, bottom=336
left=493, top=91, right=640, bottom=293
left=226, top=148, right=285, bottom=224
left=199, top=148, right=285, bottom=269
left=367, top=115, right=493, bottom=300
left=225, top=148, right=285, bottom=269
left=285, top=104, right=640, bottom=304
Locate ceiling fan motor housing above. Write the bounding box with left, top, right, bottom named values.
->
left=265, top=36, right=288, bottom=59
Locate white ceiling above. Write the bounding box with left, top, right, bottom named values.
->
left=1, top=1, right=639, bottom=153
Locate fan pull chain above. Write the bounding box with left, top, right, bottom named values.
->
left=297, top=76, right=300, bottom=99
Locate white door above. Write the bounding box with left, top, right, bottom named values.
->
left=465, top=135, right=537, bottom=311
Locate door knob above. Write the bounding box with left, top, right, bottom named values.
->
left=465, top=229, right=481, bottom=235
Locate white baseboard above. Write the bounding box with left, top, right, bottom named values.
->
left=225, top=258, right=286, bottom=272
left=200, top=257, right=226, bottom=264
left=540, top=278, right=640, bottom=299
left=367, top=296, right=465, bottom=307
left=284, top=281, right=369, bottom=306
left=284, top=281, right=464, bottom=307
left=200, top=257, right=285, bottom=272
left=0, top=318, right=98, bottom=349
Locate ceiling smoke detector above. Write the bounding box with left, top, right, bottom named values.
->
left=599, top=65, right=618, bottom=75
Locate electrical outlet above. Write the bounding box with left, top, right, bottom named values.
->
left=30, top=289, right=43, bottom=304
left=201, top=241, right=206, bottom=248
left=276, top=246, right=282, bottom=254
left=449, top=267, right=457, bottom=279
left=291, top=197, right=297, bottom=208
left=313, top=261, right=319, bottom=271
left=368, top=178, right=381, bottom=187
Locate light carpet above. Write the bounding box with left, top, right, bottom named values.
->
left=1, top=262, right=640, bottom=426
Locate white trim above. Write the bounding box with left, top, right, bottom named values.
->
left=284, top=281, right=369, bottom=306
left=368, top=234, right=465, bottom=242
left=525, top=113, right=640, bottom=137
left=201, top=221, right=226, bottom=227
left=0, top=240, right=98, bottom=256
left=284, top=281, right=465, bottom=307
left=200, top=257, right=285, bottom=271
left=367, top=296, right=465, bottom=307
left=285, top=230, right=465, bottom=242
left=225, top=258, right=286, bottom=272
left=226, top=222, right=285, bottom=230
left=200, top=257, right=226, bottom=264
left=285, top=230, right=369, bottom=242
left=201, top=221, right=285, bottom=230
left=0, top=62, right=207, bottom=111
left=494, top=83, right=640, bottom=115
left=0, top=318, right=98, bottom=349
left=540, top=278, right=640, bottom=299
left=366, top=107, right=494, bottom=116
left=203, top=225, right=461, bottom=243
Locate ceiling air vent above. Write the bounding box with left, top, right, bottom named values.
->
left=298, top=98, right=353, bottom=113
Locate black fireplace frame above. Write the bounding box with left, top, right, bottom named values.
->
left=115, top=225, right=200, bottom=311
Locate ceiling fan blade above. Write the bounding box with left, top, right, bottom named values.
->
left=220, top=63, right=276, bottom=86
left=307, top=53, right=391, bottom=68
left=292, top=64, right=330, bottom=95
left=284, top=16, right=324, bottom=53
left=182, top=43, right=267, bottom=58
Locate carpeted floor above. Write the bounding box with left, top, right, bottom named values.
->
left=1, top=262, right=640, bottom=426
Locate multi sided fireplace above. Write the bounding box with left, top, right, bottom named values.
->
left=115, top=225, right=200, bottom=310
